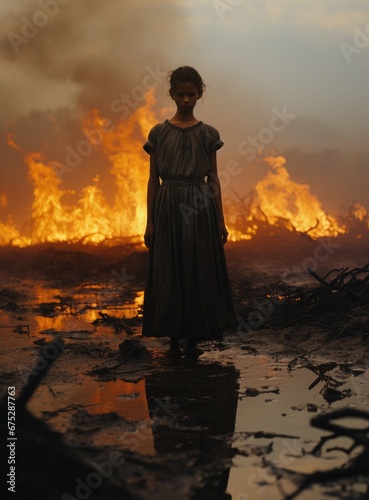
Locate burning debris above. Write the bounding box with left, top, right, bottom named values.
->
left=226, top=155, right=345, bottom=242
left=1, top=91, right=159, bottom=248
left=1, top=88, right=369, bottom=249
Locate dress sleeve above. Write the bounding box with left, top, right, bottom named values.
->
left=210, top=127, right=224, bottom=152
left=143, top=125, right=158, bottom=154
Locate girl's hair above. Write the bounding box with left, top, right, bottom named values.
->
left=167, top=66, right=206, bottom=97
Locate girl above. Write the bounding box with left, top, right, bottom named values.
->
left=142, top=66, right=235, bottom=356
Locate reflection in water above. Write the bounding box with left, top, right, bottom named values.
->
left=145, top=360, right=240, bottom=499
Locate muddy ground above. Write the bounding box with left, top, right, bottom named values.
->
left=1, top=235, right=369, bottom=499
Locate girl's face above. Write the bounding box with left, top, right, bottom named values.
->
left=170, top=82, right=200, bottom=112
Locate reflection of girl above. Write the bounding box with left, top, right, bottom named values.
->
left=142, top=66, right=235, bottom=356
left=145, top=361, right=239, bottom=498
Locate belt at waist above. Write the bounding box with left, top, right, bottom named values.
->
left=161, top=179, right=205, bottom=186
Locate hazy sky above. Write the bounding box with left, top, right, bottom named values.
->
left=1, top=0, right=368, bottom=227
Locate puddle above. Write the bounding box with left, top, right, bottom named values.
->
left=22, top=346, right=369, bottom=498
left=1, top=277, right=369, bottom=498
left=225, top=353, right=369, bottom=499
left=0, top=278, right=143, bottom=350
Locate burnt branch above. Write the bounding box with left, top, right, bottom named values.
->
left=281, top=408, right=369, bottom=499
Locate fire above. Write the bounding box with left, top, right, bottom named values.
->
left=350, top=202, right=367, bottom=222
left=0, top=95, right=363, bottom=247
left=227, top=155, right=346, bottom=241
left=0, top=218, right=21, bottom=246
left=0, top=190, right=21, bottom=245
left=2, top=90, right=158, bottom=247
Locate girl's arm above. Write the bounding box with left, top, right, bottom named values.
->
left=207, top=150, right=229, bottom=244
left=144, top=151, right=160, bottom=250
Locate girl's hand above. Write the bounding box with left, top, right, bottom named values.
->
left=219, top=221, right=228, bottom=244
left=144, top=223, right=155, bottom=250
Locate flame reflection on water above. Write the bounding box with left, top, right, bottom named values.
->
left=1, top=277, right=369, bottom=498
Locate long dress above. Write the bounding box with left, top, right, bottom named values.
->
left=142, top=119, right=235, bottom=341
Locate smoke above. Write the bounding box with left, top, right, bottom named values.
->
left=0, top=0, right=186, bottom=118
left=0, top=0, right=189, bottom=225
left=282, top=148, right=369, bottom=216
left=0, top=0, right=368, bottom=233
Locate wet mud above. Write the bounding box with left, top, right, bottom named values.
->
left=1, top=241, right=369, bottom=499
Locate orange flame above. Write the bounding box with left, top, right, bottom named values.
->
left=227, top=155, right=346, bottom=241
left=0, top=94, right=362, bottom=247
left=2, top=90, right=158, bottom=247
